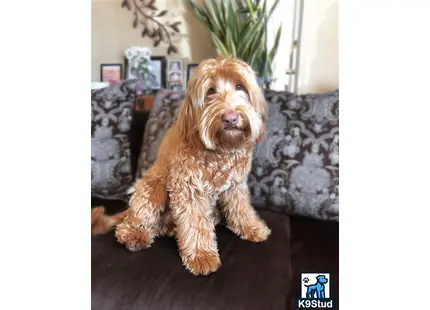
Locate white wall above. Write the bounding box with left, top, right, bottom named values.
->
left=268, top=0, right=339, bottom=94
left=267, top=0, right=296, bottom=91
left=298, top=0, right=339, bottom=93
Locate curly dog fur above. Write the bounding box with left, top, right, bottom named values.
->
left=92, top=57, right=270, bottom=275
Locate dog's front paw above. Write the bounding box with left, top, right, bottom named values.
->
left=183, top=250, right=221, bottom=276
left=115, top=224, right=152, bottom=252
left=241, top=222, right=271, bottom=243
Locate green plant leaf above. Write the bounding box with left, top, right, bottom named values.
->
left=226, top=28, right=236, bottom=57
left=239, top=18, right=253, bottom=38
left=249, top=22, right=265, bottom=52
left=210, top=0, right=225, bottom=27
left=221, top=0, right=227, bottom=25
left=246, top=0, right=256, bottom=17
left=236, top=0, right=246, bottom=12
left=269, top=24, right=282, bottom=63
left=249, top=32, right=266, bottom=72
left=261, top=0, right=268, bottom=17
left=237, top=12, right=266, bottom=56
left=204, top=0, right=223, bottom=39
left=211, top=32, right=230, bottom=57
left=226, top=0, right=239, bottom=43
left=267, top=0, right=280, bottom=20
left=186, top=0, right=209, bottom=26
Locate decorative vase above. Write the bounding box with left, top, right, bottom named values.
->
left=140, top=73, right=153, bottom=95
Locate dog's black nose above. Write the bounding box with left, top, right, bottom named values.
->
left=222, top=111, right=239, bottom=127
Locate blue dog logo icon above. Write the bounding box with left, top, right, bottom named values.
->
left=296, top=273, right=335, bottom=309
left=303, top=274, right=328, bottom=299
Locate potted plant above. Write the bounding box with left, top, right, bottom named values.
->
left=187, top=0, right=282, bottom=89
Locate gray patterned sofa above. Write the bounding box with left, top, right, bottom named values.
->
left=91, top=82, right=339, bottom=310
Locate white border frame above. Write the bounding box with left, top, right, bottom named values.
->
left=2, top=2, right=430, bottom=310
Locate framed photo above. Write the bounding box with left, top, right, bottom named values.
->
left=167, top=59, right=183, bottom=82
left=100, top=64, right=123, bottom=82
left=167, top=59, right=184, bottom=90
left=149, top=56, right=166, bottom=91
left=168, top=83, right=184, bottom=91
left=168, top=72, right=183, bottom=84
left=124, top=57, right=138, bottom=80
left=187, top=63, right=198, bottom=84
left=124, top=56, right=166, bottom=92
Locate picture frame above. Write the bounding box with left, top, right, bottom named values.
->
left=168, top=83, right=184, bottom=91
left=167, top=59, right=184, bottom=90
left=124, top=56, right=166, bottom=92
left=187, top=63, right=198, bottom=84
left=148, top=56, right=166, bottom=91
left=100, top=64, right=123, bottom=82
left=167, top=59, right=183, bottom=83
left=124, top=57, right=138, bottom=80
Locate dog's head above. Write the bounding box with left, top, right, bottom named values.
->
left=176, top=57, right=267, bottom=151
left=316, top=275, right=328, bottom=284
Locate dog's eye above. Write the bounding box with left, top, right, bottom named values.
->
left=235, top=84, right=244, bottom=91
left=207, top=87, right=216, bottom=95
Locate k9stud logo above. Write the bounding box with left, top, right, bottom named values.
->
left=294, top=273, right=337, bottom=309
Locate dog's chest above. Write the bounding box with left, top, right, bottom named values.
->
left=202, top=152, right=250, bottom=193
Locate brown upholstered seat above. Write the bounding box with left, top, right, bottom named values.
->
left=92, top=211, right=292, bottom=310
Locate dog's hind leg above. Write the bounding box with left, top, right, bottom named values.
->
left=91, top=206, right=129, bottom=235
left=115, top=167, right=168, bottom=252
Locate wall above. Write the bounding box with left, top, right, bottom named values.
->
left=92, top=0, right=338, bottom=94
left=266, top=0, right=295, bottom=92
left=297, top=0, right=339, bottom=93
left=267, top=0, right=338, bottom=94
left=91, top=0, right=214, bottom=81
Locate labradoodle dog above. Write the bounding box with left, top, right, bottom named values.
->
left=92, top=56, right=270, bottom=276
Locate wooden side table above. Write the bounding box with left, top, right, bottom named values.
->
left=134, top=94, right=155, bottom=111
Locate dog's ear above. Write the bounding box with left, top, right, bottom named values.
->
left=176, top=93, right=202, bottom=149
left=237, top=59, right=268, bottom=144
left=256, top=125, right=266, bottom=144
left=176, top=95, right=194, bottom=140
left=248, top=83, right=267, bottom=144
left=176, top=63, right=208, bottom=147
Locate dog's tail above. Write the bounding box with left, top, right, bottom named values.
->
left=91, top=206, right=129, bottom=235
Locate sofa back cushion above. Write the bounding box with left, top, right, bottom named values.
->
left=137, top=88, right=339, bottom=221
left=91, top=79, right=138, bottom=200
left=249, top=90, right=339, bottom=221
left=136, top=89, right=186, bottom=177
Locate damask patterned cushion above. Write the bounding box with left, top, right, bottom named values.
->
left=249, top=90, right=339, bottom=221
left=91, top=79, right=138, bottom=200
left=136, top=88, right=339, bottom=221
left=136, top=89, right=186, bottom=178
